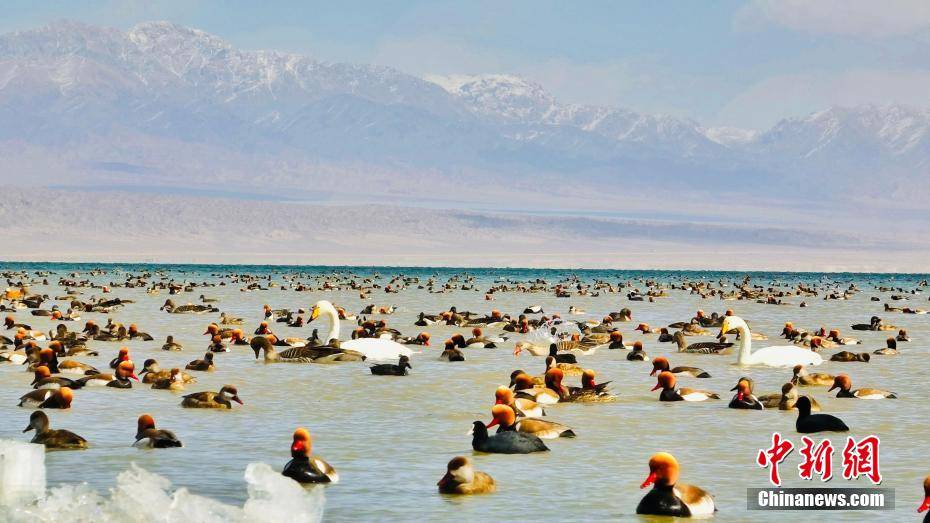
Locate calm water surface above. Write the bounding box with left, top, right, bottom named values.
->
left=0, top=264, right=927, bottom=521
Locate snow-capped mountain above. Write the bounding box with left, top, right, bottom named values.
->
left=1, top=20, right=929, bottom=207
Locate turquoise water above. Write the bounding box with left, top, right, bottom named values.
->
left=0, top=263, right=927, bottom=521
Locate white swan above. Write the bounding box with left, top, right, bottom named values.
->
left=720, top=315, right=823, bottom=367
left=309, top=300, right=413, bottom=361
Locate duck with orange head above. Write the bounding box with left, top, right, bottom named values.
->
left=637, top=452, right=716, bottom=517
left=282, top=428, right=338, bottom=484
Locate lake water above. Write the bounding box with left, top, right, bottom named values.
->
left=0, top=263, right=926, bottom=521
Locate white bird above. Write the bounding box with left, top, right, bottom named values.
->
left=309, top=300, right=413, bottom=361
left=720, top=315, right=823, bottom=367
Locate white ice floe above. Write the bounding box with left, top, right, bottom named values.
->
left=0, top=439, right=324, bottom=522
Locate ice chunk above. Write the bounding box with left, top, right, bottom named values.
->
left=243, top=463, right=324, bottom=523
left=0, top=454, right=324, bottom=522
left=0, top=440, right=46, bottom=505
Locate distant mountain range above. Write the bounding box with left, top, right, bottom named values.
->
left=1, top=21, right=928, bottom=268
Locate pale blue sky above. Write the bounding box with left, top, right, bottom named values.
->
left=4, top=0, right=930, bottom=129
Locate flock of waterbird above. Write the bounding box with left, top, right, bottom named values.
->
left=1, top=269, right=928, bottom=518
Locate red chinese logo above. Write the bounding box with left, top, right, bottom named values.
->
left=842, top=436, right=882, bottom=484
left=798, top=436, right=834, bottom=481
left=757, top=432, right=794, bottom=486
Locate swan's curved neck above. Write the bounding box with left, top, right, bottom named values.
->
left=321, top=304, right=340, bottom=342
left=735, top=321, right=752, bottom=364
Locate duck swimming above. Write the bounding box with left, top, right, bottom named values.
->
left=510, top=371, right=558, bottom=404
left=134, top=414, right=182, bottom=448
left=652, top=371, right=719, bottom=402
left=494, top=386, right=544, bottom=418
left=19, top=386, right=74, bottom=409
left=873, top=337, right=899, bottom=355
left=109, top=347, right=131, bottom=369
left=566, top=369, right=616, bottom=402
left=795, top=396, right=849, bottom=433
left=650, top=357, right=710, bottom=378
left=282, top=428, right=339, bottom=484
left=728, top=378, right=764, bottom=410
left=127, top=324, right=153, bottom=341
left=31, top=366, right=83, bottom=390
left=150, top=368, right=186, bottom=391
left=637, top=452, right=716, bottom=517
left=470, top=420, right=549, bottom=454
left=778, top=382, right=821, bottom=411
left=627, top=341, right=649, bottom=361
left=140, top=359, right=195, bottom=384
left=181, top=385, right=243, bottom=409
left=830, top=351, right=870, bottom=362
left=437, top=456, right=495, bottom=495
left=486, top=404, right=575, bottom=439
left=370, top=355, right=412, bottom=376
left=791, top=364, right=834, bottom=386
left=23, top=410, right=87, bottom=450
left=829, top=374, right=897, bottom=399
left=719, top=316, right=823, bottom=366
left=161, top=335, right=183, bottom=351
left=185, top=352, right=215, bottom=371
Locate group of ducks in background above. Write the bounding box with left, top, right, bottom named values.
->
left=2, top=268, right=928, bottom=519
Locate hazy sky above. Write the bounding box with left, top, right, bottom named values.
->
left=4, top=0, right=930, bottom=129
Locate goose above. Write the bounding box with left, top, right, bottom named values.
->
left=512, top=341, right=548, bottom=357
left=637, top=452, right=716, bottom=517
left=437, top=456, right=495, bottom=495
left=23, top=411, right=87, bottom=450
left=719, top=316, right=823, bottom=366
left=673, top=331, right=732, bottom=354
left=308, top=300, right=413, bottom=360
left=251, top=335, right=364, bottom=363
